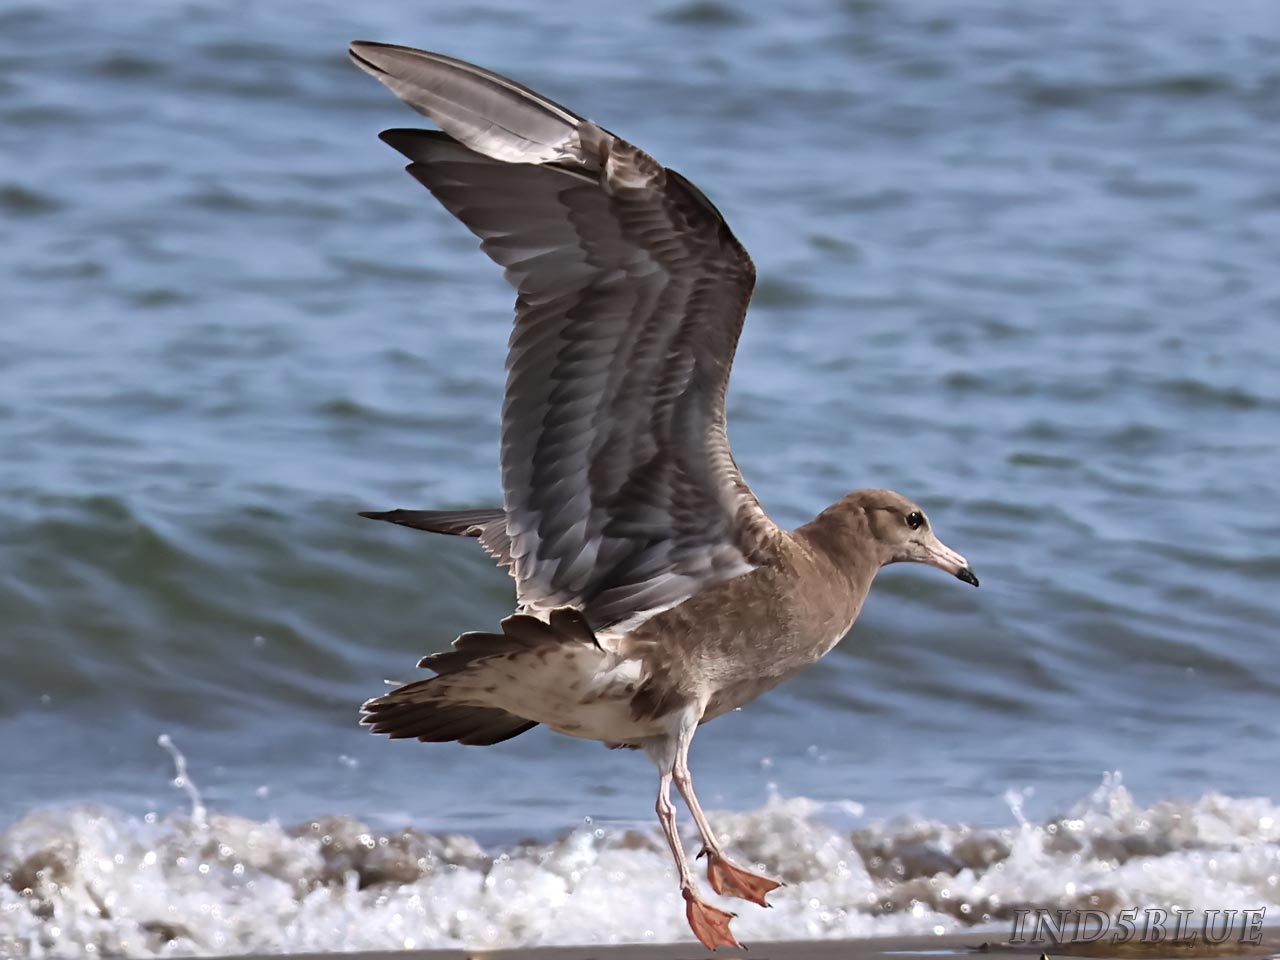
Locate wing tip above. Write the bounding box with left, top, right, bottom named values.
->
left=377, top=127, right=455, bottom=157
left=349, top=41, right=442, bottom=86
left=348, top=40, right=388, bottom=76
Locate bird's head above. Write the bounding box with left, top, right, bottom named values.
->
left=842, top=488, right=978, bottom=587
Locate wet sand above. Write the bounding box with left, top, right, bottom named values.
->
left=224, top=926, right=1280, bottom=960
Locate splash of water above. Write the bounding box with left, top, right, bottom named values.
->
left=156, top=734, right=207, bottom=830
left=2, top=775, right=1279, bottom=957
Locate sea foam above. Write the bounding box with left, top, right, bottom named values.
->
left=3, top=758, right=1279, bottom=957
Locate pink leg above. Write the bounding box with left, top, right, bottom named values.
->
left=655, top=769, right=741, bottom=950
left=673, top=725, right=783, bottom=908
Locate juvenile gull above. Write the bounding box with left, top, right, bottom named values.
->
left=349, top=42, right=979, bottom=949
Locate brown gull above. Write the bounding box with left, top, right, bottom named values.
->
left=348, top=41, right=979, bottom=950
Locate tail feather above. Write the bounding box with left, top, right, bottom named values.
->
left=364, top=693, right=537, bottom=746
left=362, top=609, right=598, bottom=747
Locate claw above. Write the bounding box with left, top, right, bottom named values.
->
left=705, top=853, right=783, bottom=908
left=684, top=888, right=740, bottom=950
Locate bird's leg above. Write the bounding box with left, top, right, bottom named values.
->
left=650, top=716, right=742, bottom=952
left=651, top=730, right=740, bottom=950
left=673, top=725, right=782, bottom=908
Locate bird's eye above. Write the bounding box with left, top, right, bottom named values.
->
left=905, top=511, right=925, bottom=530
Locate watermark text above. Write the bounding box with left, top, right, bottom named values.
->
left=1009, top=908, right=1266, bottom=946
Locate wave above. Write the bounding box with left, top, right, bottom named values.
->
left=3, top=754, right=1278, bottom=957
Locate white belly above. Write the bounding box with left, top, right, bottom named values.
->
left=452, top=646, right=663, bottom=745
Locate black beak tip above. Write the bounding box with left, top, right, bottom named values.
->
left=956, top=567, right=979, bottom=588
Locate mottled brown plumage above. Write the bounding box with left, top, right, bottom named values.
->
left=349, top=42, right=978, bottom=950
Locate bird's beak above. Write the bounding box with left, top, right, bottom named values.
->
left=924, top=534, right=979, bottom=587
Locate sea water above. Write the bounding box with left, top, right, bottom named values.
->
left=2, top=0, right=1279, bottom=953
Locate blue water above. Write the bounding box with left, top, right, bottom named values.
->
left=2, top=0, right=1279, bottom=857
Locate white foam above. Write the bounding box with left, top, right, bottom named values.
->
left=2, top=772, right=1279, bottom=956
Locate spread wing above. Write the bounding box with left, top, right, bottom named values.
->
left=350, top=42, right=779, bottom=634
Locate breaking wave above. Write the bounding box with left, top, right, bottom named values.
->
left=3, top=755, right=1279, bottom=957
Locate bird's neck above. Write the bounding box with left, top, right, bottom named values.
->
left=792, top=504, right=882, bottom=604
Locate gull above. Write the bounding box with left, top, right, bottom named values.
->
left=348, top=41, right=979, bottom=950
